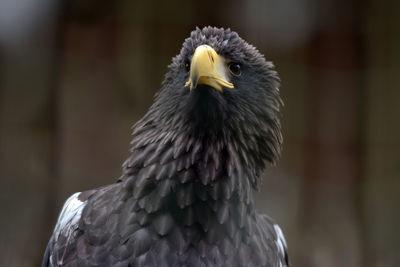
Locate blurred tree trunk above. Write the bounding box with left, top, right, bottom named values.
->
left=0, top=4, right=59, bottom=266
left=363, top=0, right=400, bottom=266
left=300, top=1, right=365, bottom=266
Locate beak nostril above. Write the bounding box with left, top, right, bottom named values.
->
left=207, top=51, right=215, bottom=63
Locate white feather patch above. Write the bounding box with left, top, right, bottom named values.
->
left=274, top=224, right=287, bottom=258
left=53, top=192, right=86, bottom=242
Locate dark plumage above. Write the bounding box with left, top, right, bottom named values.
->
left=43, top=27, right=290, bottom=267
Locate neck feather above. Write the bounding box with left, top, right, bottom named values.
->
left=119, top=122, right=265, bottom=234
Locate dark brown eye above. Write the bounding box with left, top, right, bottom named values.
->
left=229, top=62, right=241, bottom=76
left=184, top=61, right=190, bottom=73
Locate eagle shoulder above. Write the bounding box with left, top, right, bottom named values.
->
left=258, top=214, right=291, bottom=267
left=53, top=192, right=87, bottom=242
left=43, top=190, right=95, bottom=267
left=273, top=223, right=291, bottom=267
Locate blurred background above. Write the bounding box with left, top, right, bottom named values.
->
left=0, top=0, right=399, bottom=266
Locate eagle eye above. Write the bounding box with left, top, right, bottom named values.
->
left=184, top=61, right=190, bottom=73
left=228, top=62, right=241, bottom=76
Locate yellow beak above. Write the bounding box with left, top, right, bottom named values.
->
left=185, top=45, right=234, bottom=93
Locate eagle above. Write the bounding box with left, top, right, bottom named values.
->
left=42, top=26, right=290, bottom=267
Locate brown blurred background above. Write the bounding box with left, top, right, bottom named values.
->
left=0, top=0, right=399, bottom=266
